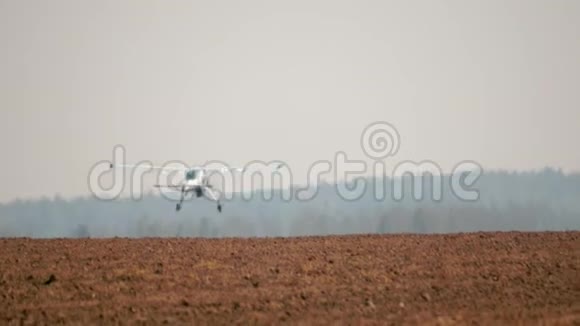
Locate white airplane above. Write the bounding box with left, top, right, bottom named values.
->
left=109, top=163, right=245, bottom=213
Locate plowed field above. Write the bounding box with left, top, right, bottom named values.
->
left=1, top=232, right=579, bottom=324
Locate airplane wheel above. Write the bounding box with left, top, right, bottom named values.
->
left=217, top=204, right=222, bottom=213
left=176, top=203, right=181, bottom=212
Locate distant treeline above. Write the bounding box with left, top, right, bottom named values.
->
left=1, top=169, right=579, bottom=238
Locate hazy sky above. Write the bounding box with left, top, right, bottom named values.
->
left=1, top=0, right=579, bottom=202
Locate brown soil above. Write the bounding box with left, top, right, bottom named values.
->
left=1, top=232, right=579, bottom=324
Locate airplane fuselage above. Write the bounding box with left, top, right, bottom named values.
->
left=181, top=169, right=206, bottom=197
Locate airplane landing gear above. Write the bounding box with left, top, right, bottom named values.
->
left=175, top=187, right=223, bottom=213
left=176, top=190, right=185, bottom=212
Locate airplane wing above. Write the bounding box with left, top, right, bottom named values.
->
left=202, top=167, right=245, bottom=174
left=111, top=163, right=286, bottom=174
left=153, top=184, right=183, bottom=190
